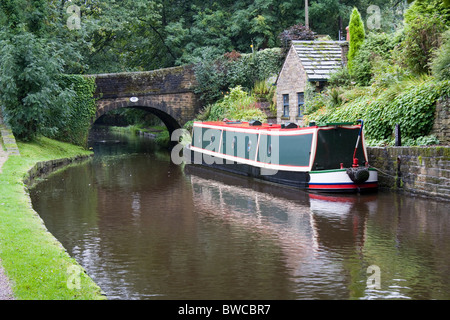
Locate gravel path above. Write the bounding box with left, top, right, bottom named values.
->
left=0, top=121, right=15, bottom=300
left=0, top=144, right=7, bottom=173
left=0, top=260, right=14, bottom=300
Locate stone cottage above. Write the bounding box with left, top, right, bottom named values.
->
left=275, top=40, right=348, bottom=125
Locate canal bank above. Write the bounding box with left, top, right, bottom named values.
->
left=368, top=146, right=450, bottom=201
left=0, top=124, right=105, bottom=299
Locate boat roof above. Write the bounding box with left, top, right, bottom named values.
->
left=194, top=120, right=359, bottom=131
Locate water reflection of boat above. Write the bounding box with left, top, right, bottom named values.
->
left=308, top=192, right=378, bottom=251
left=186, top=165, right=378, bottom=287
left=185, top=120, right=378, bottom=193
left=309, top=193, right=378, bottom=216
left=187, top=166, right=316, bottom=279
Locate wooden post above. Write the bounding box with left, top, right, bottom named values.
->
left=395, top=124, right=401, bottom=146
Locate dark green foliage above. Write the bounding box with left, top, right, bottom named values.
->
left=57, top=75, right=97, bottom=146
left=31, top=0, right=397, bottom=73
left=399, top=14, right=446, bottom=75
left=0, top=0, right=96, bottom=144
left=431, top=30, right=450, bottom=81
left=351, top=32, right=397, bottom=86
left=348, top=8, right=365, bottom=74
left=405, top=0, right=450, bottom=25
left=0, top=30, right=73, bottom=141
left=194, top=48, right=284, bottom=105
left=192, top=48, right=230, bottom=105
left=198, top=86, right=267, bottom=123
left=307, top=79, right=450, bottom=141
left=328, top=66, right=353, bottom=87
left=98, top=108, right=163, bottom=128
left=0, top=0, right=400, bottom=75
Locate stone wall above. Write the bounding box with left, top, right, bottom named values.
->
left=24, top=155, right=93, bottom=187
left=92, top=65, right=197, bottom=98
left=430, top=97, right=450, bottom=145
left=95, top=92, right=199, bottom=131
left=368, top=146, right=450, bottom=200
left=90, top=65, right=201, bottom=130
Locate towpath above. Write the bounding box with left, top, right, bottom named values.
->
left=0, top=112, right=15, bottom=300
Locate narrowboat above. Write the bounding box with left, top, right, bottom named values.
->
left=184, top=119, right=378, bottom=193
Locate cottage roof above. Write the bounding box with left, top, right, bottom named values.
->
left=291, top=40, right=347, bottom=81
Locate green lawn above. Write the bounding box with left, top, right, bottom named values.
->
left=0, top=137, right=105, bottom=300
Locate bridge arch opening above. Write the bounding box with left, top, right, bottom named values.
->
left=93, top=103, right=183, bottom=138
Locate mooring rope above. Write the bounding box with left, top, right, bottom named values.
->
left=369, top=165, right=397, bottom=178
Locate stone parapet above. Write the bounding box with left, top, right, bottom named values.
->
left=368, top=146, right=450, bottom=200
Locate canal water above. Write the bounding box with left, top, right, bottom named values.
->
left=29, top=127, right=450, bottom=300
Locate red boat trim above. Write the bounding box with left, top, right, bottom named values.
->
left=195, top=121, right=319, bottom=136
left=309, top=182, right=378, bottom=190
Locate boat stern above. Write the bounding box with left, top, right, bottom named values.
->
left=308, top=168, right=378, bottom=193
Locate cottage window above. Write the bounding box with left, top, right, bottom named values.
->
left=283, top=94, right=289, bottom=117
left=297, top=92, right=304, bottom=117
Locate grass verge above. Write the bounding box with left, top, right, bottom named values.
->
left=0, top=136, right=105, bottom=300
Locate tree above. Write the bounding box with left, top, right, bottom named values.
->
left=348, top=7, right=365, bottom=74
left=405, top=0, right=450, bottom=25
left=0, top=0, right=74, bottom=140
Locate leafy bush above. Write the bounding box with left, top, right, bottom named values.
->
left=415, top=135, right=440, bottom=146
left=200, top=86, right=267, bottom=123
left=304, top=82, right=327, bottom=115
left=431, top=29, right=450, bottom=81
left=369, top=58, right=412, bottom=91
left=0, top=31, right=73, bottom=141
left=57, top=75, right=97, bottom=147
left=399, top=14, right=446, bottom=75
left=193, top=48, right=230, bottom=105
left=351, top=32, right=397, bottom=86
left=194, top=47, right=283, bottom=105
left=306, top=78, right=450, bottom=141
left=365, top=135, right=440, bottom=147
left=404, top=0, right=450, bottom=25
left=328, top=66, right=353, bottom=88
left=304, top=85, right=344, bottom=116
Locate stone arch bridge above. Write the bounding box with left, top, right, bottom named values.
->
left=90, top=65, right=201, bottom=134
